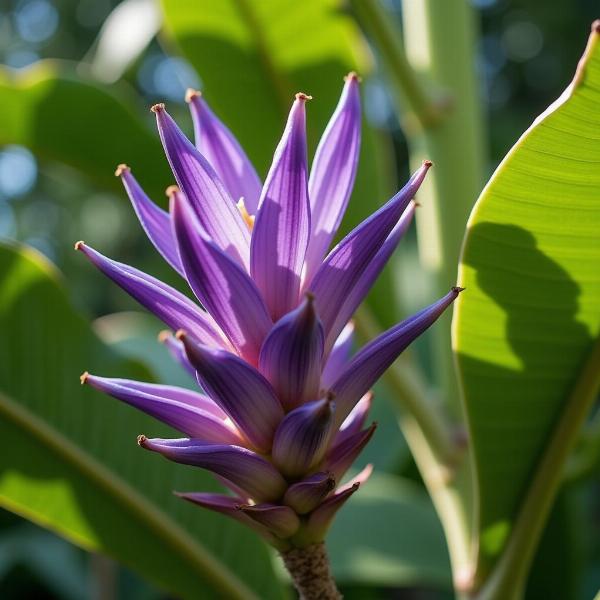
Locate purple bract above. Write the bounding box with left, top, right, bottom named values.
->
left=78, top=73, right=461, bottom=550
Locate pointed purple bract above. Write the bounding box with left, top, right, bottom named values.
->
left=251, top=94, right=311, bottom=321
left=304, top=73, right=361, bottom=283
left=333, top=392, right=373, bottom=447
left=83, top=374, right=241, bottom=444
left=139, top=437, right=287, bottom=502
left=75, top=242, right=228, bottom=349
left=272, top=397, right=335, bottom=478
left=171, top=190, right=272, bottom=364
left=152, top=104, right=250, bottom=268
left=187, top=90, right=262, bottom=215
left=180, top=332, right=284, bottom=453
left=159, top=330, right=196, bottom=378
left=259, top=294, right=324, bottom=411
left=116, top=165, right=184, bottom=276
left=308, top=162, right=431, bottom=352
left=331, top=287, right=463, bottom=425
left=283, top=472, right=336, bottom=514
left=239, top=503, right=301, bottom=539
left=322, top=423, right=377, bottom=483
left=321, top=321, right=354, bottom=388
left=326, top=201, right=417, bottom=352
left=303, top=482, right=361, bottom=542
left=176, top=492, right=284, bottom=548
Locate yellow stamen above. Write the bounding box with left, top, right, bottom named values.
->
left=237, top=198, right=255, bottom=230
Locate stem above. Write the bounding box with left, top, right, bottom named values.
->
left=564, top=406, right=600, bottom=484
left=400, top=414, right=474, bottom=593
left=353, top=0, right=486, bottom=589
left=348, top=0, right=445, bottom=131
left=91, top=554, right=117, bottom=600
left=281, top=542, right=341, bottom=600
left=401, top=0, right=486, bottom=413
left=472, top=335, right=600, bottom=600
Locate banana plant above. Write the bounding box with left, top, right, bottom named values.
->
left=0, top=1, right=598, bottom=599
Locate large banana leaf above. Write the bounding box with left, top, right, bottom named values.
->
left=0, top=61, right=171, bottom=198
left=0, top=242, right=283, bottom=600
left=453, top=24, right=600, bottom=582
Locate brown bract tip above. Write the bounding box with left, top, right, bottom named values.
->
left=80, top=371, right=89, bottom=385
left=165, top=185, right=180, bottom=198
left=325, top=390, right=336, bottom=402
left=344, top=71, right=362, bottom=83
left=304, top=290, right=315, bottom=303
left=452, top=286, right=466, bottom=294
left=592, top=19, right=600, bottom=33
left=175, top=329, right=187, bottom=341
left=74, top=240, right=85, bottom=251
left=185, top=88, right=202, bottom=103
left=344, top=483, right=360, bottom=495
left=150, top=103, right=166, bottom=114
left=326, top=474, right=336, bottom=491
left=137, top=434, right=148, bottom=446
left=158, top=330, right=171, bottom=343
left=295, top=92, right=312, bottom=102
left=412, top=200, right=422, bottom=208
left=114, top=163, right=130, bottom=177
left=423, top=159, right=433, bottom=168
left=235, top=503, right=250, bottom=511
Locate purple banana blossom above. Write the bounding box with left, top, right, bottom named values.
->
left=78, top=72, right=462, bottom=552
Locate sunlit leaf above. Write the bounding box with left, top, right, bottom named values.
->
left=0, top=62, right=171, bottom=198
left=453, top=25, right=600, bottom=580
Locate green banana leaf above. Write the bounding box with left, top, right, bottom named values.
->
left=0, top=61, right=171, bottom=198
left=453, top=25, right=600, bottom=581
left=0, top=242, right=284, bottom=600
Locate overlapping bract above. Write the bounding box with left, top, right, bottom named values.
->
left=79, top=73, right=461, bottom=550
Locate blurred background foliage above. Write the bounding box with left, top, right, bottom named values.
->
left=0, top=0, right=598, bottom=598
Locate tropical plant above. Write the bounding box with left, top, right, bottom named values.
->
left=0, top=1, right=598, bottom=599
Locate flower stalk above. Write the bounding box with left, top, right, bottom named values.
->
left=281, top=543, right=342, bottom=600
